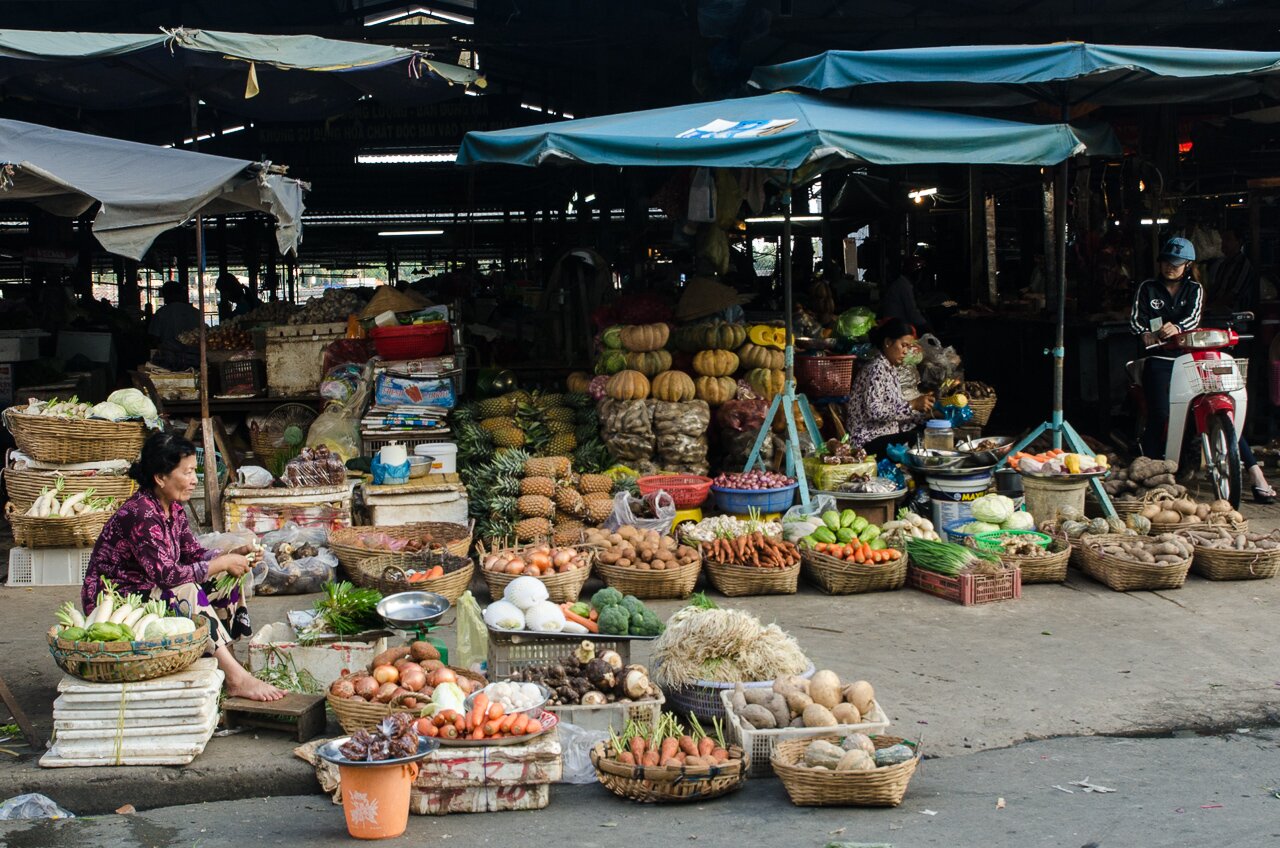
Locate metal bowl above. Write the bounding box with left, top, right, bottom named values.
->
left=407, top=456, right=433, bottom=478
left=377, top=591, right=450, bottom=631
left=316, top=735, right=438, bottom=767
left=904, top=448, right=967, bottom=470
left=466, top=680, right=551, bottom=717
left=957, top=436, right=1015, bottom=466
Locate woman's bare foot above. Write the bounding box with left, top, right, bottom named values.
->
left=226, top=673, right=287, bottom=702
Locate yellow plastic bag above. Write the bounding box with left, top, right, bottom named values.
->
left=454, top=590, right=488, bottom=675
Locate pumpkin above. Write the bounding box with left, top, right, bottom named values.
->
left=605, top=370, right=650, bottom=400
left=698, top=321, right=748, bottom=351
left=625, top=349, right=673, bottom=377
left=651, top=370, right=696, bottom=402
left=619, top=323, right=669, bottom=352
left=594, top=350, right=628, bottom=375
left=737, top=342, right=785, bottom=371
left=695, top=375, right=737, bottom=405
left=747, top=368, right=785, bottom=399
left=692, top=349, right=739, bottom=377
left=671, top=325, right=703, bottom=353
left=566, top=371, right=593, bottom=394
left=748, top=324, right=786, bottom=349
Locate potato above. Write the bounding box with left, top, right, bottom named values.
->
left=772, top=674, right=810, bottom=697
left=832, top=702, right=862, bottom=724
left=729, top=684, right=748, bottom=714
left=784, top=691, right=814, bottom=716
left=789, top=716, right=806, bottom=728
left=739, top=704, right=776, bottom=730
left=802, top=703, right=838, bottom=728
left=409, top=641, right=440, bottom=662
left=808, top=670, right=843, bottom=709
left=764, top=693, right=790, bottom=729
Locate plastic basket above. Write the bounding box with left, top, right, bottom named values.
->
left=218, top=358, right=265, bottom=396
left=710, top=483, right=798, bottom=515
left=907, top=565, right=1022, bottom=605
left=971, top=529, right=1052, bottom=552
left=7, top=546, right=93, bottom=586
left=720, top=689, right=890, bottom=777
left=546, top=694, right=665, bottom=735
left=943, top=518, right=980, bottom=544
left=661, top=664, right=816, bottom=721
left=636, top=475, right=712, bottom=509
left=369, top=323, right=450, bottom=360
left=485, top=631, right=634, bottom=679
left=795, top=354, right=856, bottom=398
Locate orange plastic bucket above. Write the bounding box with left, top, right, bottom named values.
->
left=338, top=761, right=419, bottom=839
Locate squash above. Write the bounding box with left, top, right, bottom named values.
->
left=748, top=324, right=786, bottom=350
left=565, top=371, right=593, bottom=394
left=844, top=680, right=875, bottom=715
left=737, top=341, right=785, bottom=371
left=624, top=349, right=672, bottom=377
left=695, top=375, right=737, bottom=405
left=650, top=370, right=696, bottom=402
left=605, top=370, right=651, bottom=400
left=836, top=749, right=876, bottom=771
left=803, top=739, right=846, bottom=769
left=699, top=321, right=748, bottom=351
left=808, top=670, right=842, bottom=709
left=594, top=350, right=628, bottom=375
left=692, top=349, right=739, bottom=377
left=747, top=368, right=785, bottom=400
left=619, top=323, right=669, bottom=352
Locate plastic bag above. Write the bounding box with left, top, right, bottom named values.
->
left=236, top=465, right=274, bottom=488
left=557, top=722, right=611, bottom=784
left=197, top=529, right=257, bottom=555
left=0, top=794, right=74, bottom=820
left=918, top=333, right=961, bottom=387
left=603, top=489, right=676, bottom=536
left=783, top=494, right=836, bottom=524
left=454, top=590, right=488, bottom=674
left=306, top=405, right=361, bottom=463
left=252, top=523, right=337, bottom=595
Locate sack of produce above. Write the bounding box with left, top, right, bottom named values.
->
left=604, top=432, right=656, bottom=463
left=652, top=400, right=711, bottom=437
left=253, top=523, right=338, bottom=595
left=599, top=398, right=653, bottom=436
left=602, top=490, right=676, bottom=536
left=656, top=433, right=709, bottom=466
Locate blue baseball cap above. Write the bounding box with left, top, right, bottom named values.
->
left=1160, top=237, right=1196, bottom=265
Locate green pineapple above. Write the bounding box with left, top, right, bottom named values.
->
left=547, top=432, right=578, bottom=456
left=574, top=422, right=598, bottom=443
left=564, top=392, right=592, bottom=410
left=546, top=420, right=574, bottom=435
left=544, top=406, right=574, bottom=424
left=492, top=427, right=526, bottom=448
left=451, top=403, right=477, bottom=424
left=535, top=393, right=566, bottom=410
left=475, top=394, right=515, bottom=419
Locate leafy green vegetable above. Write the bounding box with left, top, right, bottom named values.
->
left=598, top=605, right=631, bottom=635
left=591, top=586, right=624, bottom=610
left=311, top=581, right=383, bottom=636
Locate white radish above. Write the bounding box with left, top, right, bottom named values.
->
left=132, top=614, right=159, bottom=640
left=58, top=491, right=89, bottom=517
left=87, top=594, right=115, bottom=625
left=121, top=605, right=147, bottom=629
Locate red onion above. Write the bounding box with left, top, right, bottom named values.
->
left=712, top=471, right=796, bottom=490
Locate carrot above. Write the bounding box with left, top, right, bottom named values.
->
left=630, top=736, right=647, bottom=762
left=454, top=716, right=467, bottom=733
left=422, top=722, right=439, bottom=737
left=425, top=565, right=444, bottom=579
left=470, top=693, right=489, bottom=729
left=698, top=736, right=715, bottom=757
left=678, top=735, right=698, bottom=757
left=643, top=751, right=660, bottom=766
left=560, top=604, right=600, bottom=633
left=710, top=747, right=729, bottom=762
left=471, top=727, right=484, bottom=740
left=439, top=724, right=458, bottom=739
left=498, top=714, right=518, bottom=733
left=483, top=720, right=502, bottom=737
left=589, top=607, right=599, bottom=622
left=660, top=737, right=679, bottom=762
left=488, top=702, right=505, bottom=721
left=509, top=714, right=530, bottom=736
left=618, top=751, right=636, bottom=765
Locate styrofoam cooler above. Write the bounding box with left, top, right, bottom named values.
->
left=365, top=487, right=467, bottom=527
left=248, top=622, right=388, bottom=686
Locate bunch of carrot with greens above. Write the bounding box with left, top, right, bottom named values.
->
left=607, top=713, right=734, bottom=768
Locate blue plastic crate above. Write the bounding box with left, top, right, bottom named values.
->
left=710, top=483, right=798, bottom=515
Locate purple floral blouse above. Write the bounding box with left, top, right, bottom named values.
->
left=845, top=353, right=927, bottom=448
left=82, top=490, right=217, bottom=613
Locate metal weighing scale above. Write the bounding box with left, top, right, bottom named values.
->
left=376, top=591, right=452, bottom=665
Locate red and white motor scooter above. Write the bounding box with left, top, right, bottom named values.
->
left=1127, top=325, right=1250, bottom=507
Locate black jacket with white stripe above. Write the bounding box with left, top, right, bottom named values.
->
left=1129, top=276, right=1203, bottom=336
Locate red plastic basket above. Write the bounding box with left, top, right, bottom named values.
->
left=370, top=323, right=450, bottom=360
left=636, top=474, right=713, bottom=509
left=906, top=565, right=1021, bottom=606
left=796, top=354, right=856, bottom=398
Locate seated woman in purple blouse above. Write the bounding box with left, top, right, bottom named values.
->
left=846, top=318, right=936, bottom=456
left=82, top=433, right=284, bottom=702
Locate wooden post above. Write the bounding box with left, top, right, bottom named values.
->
left=985, top=195, right=998, bottom=305
left=968, top=166, right=985, bottom=303
left=196, top=216, right=223, bottom=532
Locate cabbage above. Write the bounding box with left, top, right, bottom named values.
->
left=601, top=325, right=623, bottom=350
left=835, top=307, right=876, bottom=340
left=523, top=601, right=566, bottom=632
left=1002, top=511, right=1036, bottom=531
left=88, top=401, right=128, bottom=422
left=106, top=388, right=158, bottom=421
left=594, top=350, right=628, bottom=375
left=970, top=493, right=1015, bottom=524
left=502, top=576, right=549, bottom=611
left=958, top=520, right=1000, bottom=535
left=431, top=681, right=466, bottom=715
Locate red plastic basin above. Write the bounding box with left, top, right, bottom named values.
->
left=370, top=323, right=450, bottom=360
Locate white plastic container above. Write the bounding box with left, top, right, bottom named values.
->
left=248, top=622, right=388, bottom=686
left=6, top=547, right=93, bottom=586
left=379, top=441, right=408, bottom=466
left=414, top=441, right=457, bottom=474
left=926, top=471, right=993, bottom=529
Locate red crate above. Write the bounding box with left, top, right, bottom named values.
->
left=907, top=565, right=1021, bottom=606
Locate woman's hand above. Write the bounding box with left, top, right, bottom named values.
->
left=910, top=392, right=935, bottom=413
left=208, top=553, right=251, bottom=577
left=226, top=544, right=255, bottom=557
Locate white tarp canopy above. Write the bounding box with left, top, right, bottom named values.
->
left=0, top=117, right=305, bottom=259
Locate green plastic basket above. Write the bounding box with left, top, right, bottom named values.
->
left=972, top=530, right=1052, bottom=552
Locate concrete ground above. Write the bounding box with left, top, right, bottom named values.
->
left=1, top=499, right=1278, bottom=818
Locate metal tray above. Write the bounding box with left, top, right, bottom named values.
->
left=466, top=681, right=551, bottom=717
left=485, top=624, right=657, bottom=644
left=316, top=735, right=438, bottom=767
left=811, top=487, right=907, bottom=501
left=433, top=710, right=558, bottom=747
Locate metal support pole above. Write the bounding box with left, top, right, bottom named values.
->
left=196, top=215, right=223, bottom=530
left=1052, top=159, right=1067, bottom=449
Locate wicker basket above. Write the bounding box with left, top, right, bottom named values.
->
left=480, top=559, right=593, bottom=604
left=363, top=554, right=476, bottom=602
left=595, top=556, right=701, bottom=599
left=1189, top=545, right=1280, bottom=581
left=4, top=408, right=145, bottom=465
left=3, top=469, right=135, bottom=512
left=590, top=742, right=748, bottom=803
left=967, top=396, right=997, bottom=428
left=994, top=538, right=1070, bottom=584
left=328, top=667, right=487, bottom=733
left=8, top=503, right=111, bottom=548
left=801, top=550, right=908, bottom=595
left=704, top=559, right=800, bottom=597
left=1079, top=534, right=1192, bottom=591
left=772, top=735, right=921, bottom=807
left=330, top=522, right=473, bottom=578
left=46, top=619, right=209, bottom=684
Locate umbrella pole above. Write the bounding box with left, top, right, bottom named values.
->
left=195, top=214, right=223, bottom=530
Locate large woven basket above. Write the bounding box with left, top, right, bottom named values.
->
left=328, top=666, right=487, bottom=733
left=800, top=549, right=908, bottom=595
left=1189, top=545, right=1280, bottom=581
left=595, top=556, right=701, bottom=599
left=772, top=735, right=921, bottom=807
left=8, top=504, right=111, bottom=548
left=704, top=559, right=800, bottom=596
left=46, top=619, right=209, bottom=684
left=3, top=469, right=135, bottom=512
left=330, top=522, right=472, bottom=576
left=967, top=396, right=997, bottom=428
left=1079, top=534, right=1192, bottom=591
left=590, top=742, right=748, bottom=803
left=994, top=538, right=1070, bottom=584
left=363, top=553, right=476, bottom=602
left=4, top=408, right=145, bottom=465
left=480, top=558, right=593, bottom=604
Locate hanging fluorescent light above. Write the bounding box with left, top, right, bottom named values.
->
left=356, top=148, right=458, bottom=165
left=378, top=229, right=445, bottom=237
left=1138, top=218, right=1170, bottom=226
left=908, top=187, right=938, bottom=201
left=744, top=215, right=823, bottom=223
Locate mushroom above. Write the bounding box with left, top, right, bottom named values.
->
left=575, top=640, right=595, bottom=666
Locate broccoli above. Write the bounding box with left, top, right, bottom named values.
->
left=598, top=604, right=631, bottom=635
left=621, top=595, right=644, bottom=617
left=630, top=609, right=646, bottom=631
left=591, top=586, right=624, bottom=610
left=629, top=609, right=664, bottom=637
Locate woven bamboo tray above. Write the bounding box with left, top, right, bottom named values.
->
left=328, top=666, right=487, bottom=733
left=481, top=560, right=592, bottom=604
left=1188, top=544, right=1280, bottom=581
left=704, top=559, right=800, bottom=596
left=8, top=504, right=111, bottom=548
left=3, top=469, right=135, bottom=512
left=366, top=555, right=475, bottom=602
left=330, top=522, right=472, bottom=576
left=4, top=408, right=146, bottom=465
left=995, top=538, right=1070, bottom=584
left=46, top=619, right=209, bottom=684
left=595, top=556, right=701, bottom=599
left=1079, top=534, right=1192, bottom=591
left=800, top=549, right=908, bottom=595
left=590, top=742, right=748, bottom=803
left=968, top=395, right=997, bottom=428
left=772, top=735, right=921, bottom=807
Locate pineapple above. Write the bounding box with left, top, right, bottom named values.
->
left=520, top=476, right=556, bottom=498
left=481, top=417, right=515, bottom=433
left=492, top=427, right=526, bottom=448
left=547, top=432, right=578, bottom=456
left=517, top=495, right=554, bottom=518
left=564, top=392, right=592, bottom=409
left=492, top=473, right=522, bottom=499
left=543, top=406, right=574, bottom=424
left=584, top=492, right=614, bottom=524
left=574, top=422, right=598, bottom=443
left=535, top=393, right=565, bottom=410
left=475, top=395, right=515, bottom=419
left=553, top=486, right=585, bottom=517
left=515, top=516, right=552, bottom=542
left=488, top=495, right=518, bottom=520
left=547, top=420, right=574, bottom=435
left=553, top=519, right=585, bottom=546
left=508, top=390, right=533, bottom=406
left=451, top=403, right=477, bottom=424
left=525, top=456, right=571, bottom=479
left=579, top=473, right=613, bottom=495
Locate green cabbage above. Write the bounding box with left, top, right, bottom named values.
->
left=958, top=520, right=1000, bottom=535
left=970, top=493, right=1015, bottom=524
left=107, top=388, right=158, bottom=421
left=1002, top=511, right=1036, bottom=531
left=835, top=307, right=876, bottom=340
left=88, top=401, right=128, bottom=421
left=602, top=326, right=623, bottom=350
left=594, top=350, right=628, bottom=375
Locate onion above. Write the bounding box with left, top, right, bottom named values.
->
left=428, top=667, right=457, bottom=687
left=553, top=550, right=574, bottom=568
left=352, top=675, right=379, bottom=699
left=372, top=664, right=399, bottom=685
left=400, top=666, right=427, bottom=692
left=374, top=681, right=398, bottom=703
left=329, top=678, right=355, bottom=698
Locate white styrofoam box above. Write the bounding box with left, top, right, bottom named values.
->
left=0, top=329, right=47, bottom=362
left=6, top=547, right=93, bottom=586
left=365, top=488, right=468, bottom=527
left=248, top=622, right=388, bottom=687
left=265, top=321, right=346, bottom=397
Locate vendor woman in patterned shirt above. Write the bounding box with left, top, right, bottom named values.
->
left=81, top=433, right=284, bottom=701
left=846, top=318, right=935, bottom=455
